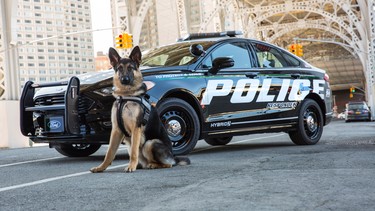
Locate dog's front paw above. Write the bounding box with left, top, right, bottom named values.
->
left=125, top=163, right=137, bottom=173
left=125, top=166, right=136, bottom=173
left=90, top=166, right=104, bottom=173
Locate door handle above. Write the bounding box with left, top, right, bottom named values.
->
left=291, top=73, right=300, bottom=79
left=246, top=73, right=258, bottom=78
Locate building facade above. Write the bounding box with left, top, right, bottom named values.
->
left=94, top=51, right=111, bottom=71
left=16, top=0, right=95, bottom=85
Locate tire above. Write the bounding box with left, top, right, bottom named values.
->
left=54, top=143, right=101, bottom=157
left=289, top=99, right=323, bottom=145
left=157, top=98, right=200, bottom=155
left=205, top=136, right=233, bottom=146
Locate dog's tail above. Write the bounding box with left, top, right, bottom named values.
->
left=174, top=156, right=191, bottom=166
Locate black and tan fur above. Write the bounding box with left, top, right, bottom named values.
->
left=90, top=46, right=190, bottom=173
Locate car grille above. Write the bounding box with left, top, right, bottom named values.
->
left=34, top=95, right=94, bottom=114
left=78, top=96, right=95, bottom=114
left=35, top=95, right=65, bottom=106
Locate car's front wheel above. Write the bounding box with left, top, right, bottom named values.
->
left=204, top=136, right=233, bottom=146
left=54, top=143, right=101, bottom=157
left=157, top=98, right=200, bottom=155
left=289, top=99, right=323, bottom=145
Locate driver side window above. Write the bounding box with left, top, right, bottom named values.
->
left=201, top=42, right=252, bottom=69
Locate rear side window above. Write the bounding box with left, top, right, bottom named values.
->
left=251, top=42, right=292, bottom=68
left=282, top=53, right=301, bottom=67
left=201, top=42, right=252, bottom=69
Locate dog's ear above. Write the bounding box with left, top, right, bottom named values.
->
left=108, top=47, right=121, bottom=69
left=129, top=46, right=142, bottom=68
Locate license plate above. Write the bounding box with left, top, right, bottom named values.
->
left=45, top=116, right=64, bottom=133
left=355, top=111, right=361, bottom=114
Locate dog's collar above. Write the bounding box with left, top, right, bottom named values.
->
left=115, top=96, right=151, bottom=112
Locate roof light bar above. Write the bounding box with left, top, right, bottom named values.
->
left=179, top=31, right=243, bottom=41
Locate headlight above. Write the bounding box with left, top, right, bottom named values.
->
left=93, top=87, right=114, bottom=97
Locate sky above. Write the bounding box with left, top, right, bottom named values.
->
left=89, top=0, right=113, bottom=55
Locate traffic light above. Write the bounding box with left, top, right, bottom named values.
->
left=349, top=87, right=355, bottom=98
left=288, top=44, right=296, bottom=55
left=115, top=33, right=133, bottom=49
left=115, top=34, right=124, bottom=49
left=296, top=44, right=303, bottom=57
left=288, top=44, right=303, bottom=57
left=123, top=33, right=133, bottom=49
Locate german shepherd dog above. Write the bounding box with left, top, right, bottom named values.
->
left=90, top=46, right=190, bottom=173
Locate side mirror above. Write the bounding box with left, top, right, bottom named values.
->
left=190, top=44, right=205, bottom=57
left=208, top=57, right=234, bottom=75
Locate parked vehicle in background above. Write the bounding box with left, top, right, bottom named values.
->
left=345, top=101, right=371, bottom=122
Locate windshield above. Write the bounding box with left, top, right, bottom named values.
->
left=141, top=41, right=214, bottom=67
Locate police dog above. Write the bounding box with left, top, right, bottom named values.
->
left=90, top=46, right=190, bottom=173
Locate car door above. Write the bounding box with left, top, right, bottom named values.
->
left=198, top=41, right=263, bottom=134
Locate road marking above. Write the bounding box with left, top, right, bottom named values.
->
left=0, top=157, right=62, bottom=168
left=0, top=134, right=284, bottom=192
left=0, top=163, right=128, bottom=193
left=193, top=133, right=286, bottom=153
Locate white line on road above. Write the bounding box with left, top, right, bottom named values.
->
left=0, top=163, right=128, bottom=193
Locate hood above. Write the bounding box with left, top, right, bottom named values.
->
left=33, top=66, right=190, bottom=98
left=34, top=69, right=114, bottom=98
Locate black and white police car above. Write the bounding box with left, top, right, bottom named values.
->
left=20, top=31, right=333, bottom=157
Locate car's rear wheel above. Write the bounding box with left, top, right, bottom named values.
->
left=289, top=99, right=323, bottom=145
left=54, top=143, right=101, bottom=157
left=157, top=98, right=200, bottom=155
left=204, top=136, right=233, bottom=146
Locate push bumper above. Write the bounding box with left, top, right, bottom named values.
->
left=20, top=77, right=81, bottom=139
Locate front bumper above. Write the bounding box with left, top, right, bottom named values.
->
left=20, top=77, right=111, bottom=144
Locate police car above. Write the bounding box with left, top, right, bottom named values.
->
left=20, top=31, right=333, bottom=157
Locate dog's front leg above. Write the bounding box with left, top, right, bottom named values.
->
left=90, top=129, right=123, bottom=173
left=126, top=127, right=143, bottom=172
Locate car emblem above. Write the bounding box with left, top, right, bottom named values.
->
left=48, top=120, right=62, bottom=129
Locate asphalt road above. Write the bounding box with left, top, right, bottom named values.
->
left=1, top=120, right=375, bottom=210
